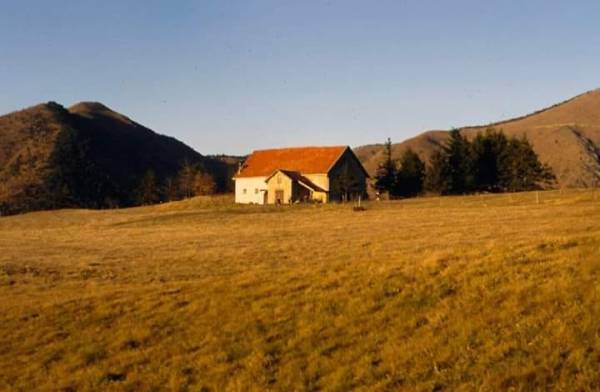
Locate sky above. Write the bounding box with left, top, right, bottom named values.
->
left=1, top=1, right=600, bottom=155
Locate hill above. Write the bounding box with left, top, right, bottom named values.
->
left=355, top=89, right=600, bottom=188
left=0, top=102, right=235, bottom=215
left=1, top=191, right=599, bottom=390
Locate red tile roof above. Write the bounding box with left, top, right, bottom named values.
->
left=235, top=146, right=348, bottom=178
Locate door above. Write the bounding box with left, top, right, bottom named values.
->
left=275, top=190, right=284, bottom=204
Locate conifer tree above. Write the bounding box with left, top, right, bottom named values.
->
left=425, top=128, right=554, bottom=194
left=425, top=149, right=450, bottom=194
left=374, top=138, right=397, bottom=195
left=426, top=129, right=473, bottom=195
left=444, top=129, right=474, bottom=194
left=395, top=148, right=425, bottom=197
left=499, top=136, right=555, bottom=191
left=471, top=128, right=508, bottom=192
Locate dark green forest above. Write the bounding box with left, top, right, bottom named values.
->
left=374, top=129, right=555, bottom=198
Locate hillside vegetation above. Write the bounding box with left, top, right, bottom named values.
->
left=1, top=191, right=599, bottom=390
left=356, top=89, right=600, bottom=188
left=0, top=102, right=235, bottom=215
left=3, top=88, right=600, bottom=215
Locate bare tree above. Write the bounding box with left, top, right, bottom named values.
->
left=193, top=171, right=216, bottom=196
left=175, top=160, right=216, bottom=199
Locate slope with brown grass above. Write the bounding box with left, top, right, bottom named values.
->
left=355, top=89, right=600, bottom=188
left=0, top=102, right=70, bottom=213
left=0, top=102, right=234, bottom=215
left=1, top=191, right=599, bottom=390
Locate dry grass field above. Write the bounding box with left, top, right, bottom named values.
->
left=1, top=191, right=600, bottom=391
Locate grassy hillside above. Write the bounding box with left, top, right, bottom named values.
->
left=0, top=102, right=235, bottom=215
left=356, top=89, right=600, bottom=188
left=0, top=102, right=71, bottom=213
left=1, top=191, right=599, bottom=390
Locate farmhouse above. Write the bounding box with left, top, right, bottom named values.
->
left=234, top=146, right=369, bottom=204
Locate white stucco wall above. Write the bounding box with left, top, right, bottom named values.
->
left=234, top=177, right=268, bottom=204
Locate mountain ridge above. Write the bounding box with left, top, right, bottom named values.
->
left=0, top=101, right=235, bottom=215
left=355, top=89, right=600, bottom=188
left=3, top=88, right=600, bottom=215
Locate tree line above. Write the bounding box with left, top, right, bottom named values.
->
left=135, top=160, right=216, bottom=205
left=374, top=129, right=555, bottom=197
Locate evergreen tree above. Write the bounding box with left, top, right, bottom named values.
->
left=395, top=148, right=425, bottom=197
left=414, top=128, right=555, bottom=196
left=499, top=136, right=555, bottom=191
left=425, top=150, right=450, bottom=194
left=471, top=128, right=508, bottom=192
left=426, top=128, right=555, bottom=194
left=374, top=138, right=397, bottom=195
left=444, top=129, right=474, bottom=194
left=426, top=129, right=473, bottom=195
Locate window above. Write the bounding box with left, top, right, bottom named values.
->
left=243, top=188, right=247, bottom=194
left=255, top=188, right=259, bottom=194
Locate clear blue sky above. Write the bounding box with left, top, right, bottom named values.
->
left=1, top=1, right=599, bottom=155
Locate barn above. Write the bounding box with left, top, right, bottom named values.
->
left=234, top=146, right=369, bottom=204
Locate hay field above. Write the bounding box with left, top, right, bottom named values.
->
left=1, top=191, right=599, bottom=391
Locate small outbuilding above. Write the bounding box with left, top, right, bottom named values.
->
left=234, top=146, right=369, bottom=204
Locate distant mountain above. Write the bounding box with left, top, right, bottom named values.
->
left=0, top=101, right=234, bottom=215
left=208, top=154, right=246, bottom=168
left=4, top=89, right=600, bottom=215
left=355, top=89, right=600, bottom=188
